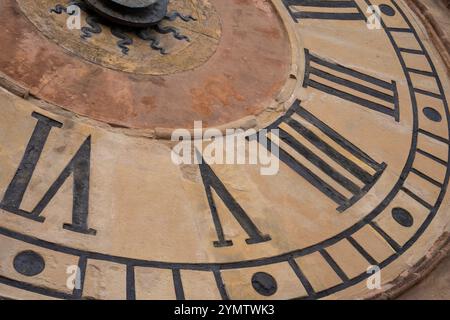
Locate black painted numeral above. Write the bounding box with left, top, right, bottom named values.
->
left=258, top=101, right=386, bottom=212
left=304, top=49, right=400, bottom=121
left=283, top=0, right=365, bottom=22
left=197, top=151, right=271, bottom=247
left=0, top=112, right=96, bottom=235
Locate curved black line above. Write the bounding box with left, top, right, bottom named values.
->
left=110, top=27, right=133, bottom=54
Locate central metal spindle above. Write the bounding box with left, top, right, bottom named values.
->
left=85, top=0, right=168, bottom=27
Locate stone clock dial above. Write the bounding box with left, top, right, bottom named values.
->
left=0, top=0, right=449, bottom=300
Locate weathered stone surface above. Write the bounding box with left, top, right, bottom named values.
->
left=0, top=0, right=448, bottom=300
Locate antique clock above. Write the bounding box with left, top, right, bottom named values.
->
left=0, top=0, right=449, bottom=299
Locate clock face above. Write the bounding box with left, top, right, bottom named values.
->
left=0, top=0, right=449, bottom=300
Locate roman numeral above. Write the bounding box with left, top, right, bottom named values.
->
left=256, top=101, right=386, bottom=212
left=304, top=49, right=400, bottom=121
left=197, top=151, right=271, bottom=247
left=0, top=112, right=96, bottom=235
left=282, top=0, right=365, bottom=22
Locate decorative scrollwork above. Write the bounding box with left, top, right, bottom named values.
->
left=111, top=27, right=134, bottom=55
left=155, top=24, right=190, bottom=42
left=50, top=1, right=194, bottom=55
left=164, top=10, right=197, bottom=22
left=136, top=28, right=167, bottom=55
left=81, top=16, right=102, bottom=39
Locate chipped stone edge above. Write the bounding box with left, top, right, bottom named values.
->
left=363, top=232, right=450, bottom=300
left=0, top=73, right=29, bottom=100
left=361, top=0, right=450, bottom=298
left=403, top=0, right=450, bottom=75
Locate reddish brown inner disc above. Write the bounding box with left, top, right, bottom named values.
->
left=0, top=0, right=291, bottom=130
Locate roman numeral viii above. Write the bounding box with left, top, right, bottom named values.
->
left=304, top=49, right=400, bottom=121
left=256, top=101, right=386, bottom=212
left=0, top=112, right=96, bottom=235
